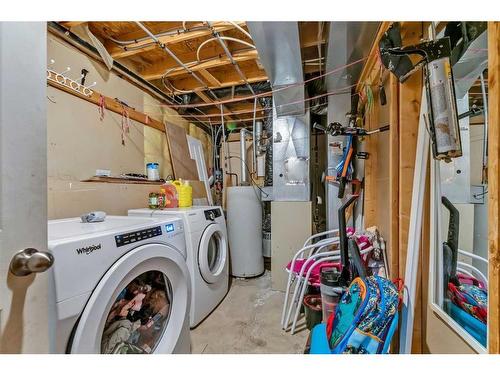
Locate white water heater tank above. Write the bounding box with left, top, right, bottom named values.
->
left=227, top=186, right=264, bottom=277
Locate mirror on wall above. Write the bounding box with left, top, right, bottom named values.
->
left=430, top=30, right=488, bottom=352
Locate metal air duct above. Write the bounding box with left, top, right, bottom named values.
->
left=247, top=22, right=305, bottom=116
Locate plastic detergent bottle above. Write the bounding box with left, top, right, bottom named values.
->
left=173, top=179, right=193, bottom=207
left=161, top=181, right=178, bottom=208
left=320, top=267, right=343, bottom=322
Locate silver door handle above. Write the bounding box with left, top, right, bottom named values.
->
left=9, top=248, right=54, bottom=276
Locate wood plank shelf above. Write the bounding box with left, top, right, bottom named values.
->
left=82, top=176, right=164, bottom=185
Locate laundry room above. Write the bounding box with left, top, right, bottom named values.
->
left=2, top=2, right=500, bottom=369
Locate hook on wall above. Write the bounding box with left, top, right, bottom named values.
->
left=46, top=60, right=96, bottom=98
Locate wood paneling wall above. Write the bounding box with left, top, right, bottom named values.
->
left=488, top=21, right=500, bottom=353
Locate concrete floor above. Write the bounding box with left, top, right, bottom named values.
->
left=190, top=271, right=308, bottom=354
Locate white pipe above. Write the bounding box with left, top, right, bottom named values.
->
left=196, top=36, right=255, bottom=62
left=229, top=21, right=252, bottom=40
left=207, top=22, right=256, bottom=96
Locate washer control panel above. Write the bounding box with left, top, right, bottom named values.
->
left=204, top=208, right=222, bottom=221
left=115, top=226, right=162, bottom=247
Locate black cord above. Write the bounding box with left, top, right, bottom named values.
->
left=228, top=155, right=269, bottom=197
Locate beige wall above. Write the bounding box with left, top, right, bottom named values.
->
left=47, top=35, right=212, bottom=219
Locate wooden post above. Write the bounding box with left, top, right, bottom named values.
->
left=389, top=74, right=400, bottom=281
left=488, top=21, right=500, bottom=353
left=398, top=22, right=424, bottom=353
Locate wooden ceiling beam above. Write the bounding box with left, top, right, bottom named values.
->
left=198, top=69, right=222, bottom=87
left=195, top=90, right=214, bottom=103
left=194, top=90, right=238, bottom=122
left=166, top=72, right=268, bottom=94
left=142, top=49, right=258, bottom=81
left=106, top=21, right=246, bottom=59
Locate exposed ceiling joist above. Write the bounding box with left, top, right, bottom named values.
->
left=106, top=21, right=246, bottom=59
left=198, top=69, right=222, bottom=87
left=164, top=68, right=267, bottom=94
left=142, top=49, right=259, bottom=81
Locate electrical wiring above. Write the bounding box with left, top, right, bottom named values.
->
left=124, top=56, right=373, bottom=124
left=185, top=88, right=354, bottom=124
left=228, top=21, right=252, bottom=40
left=142, top=84, right=356, bottom=124
left=155, top=54, right=370, bottom=109
left=196, top=36, right=256, bottom=62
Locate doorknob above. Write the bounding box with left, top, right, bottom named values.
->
left=9, top=248, right=54, bottom=277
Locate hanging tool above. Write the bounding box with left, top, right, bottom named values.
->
left=336, top=135, right=354, bottom=198
left=313, top=122, right=390, bottom=137
left=80, top=68, right=89, bottom=86
left=379, top=23, right=462, bottom=161
left=337, top=195, right=367, bottom=285
left=441, top=196, right=460, bottom=291
left=315, top=121, right=388, bottom=198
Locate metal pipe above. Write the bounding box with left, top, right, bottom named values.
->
left=240, top=128, right=249, bottom=185
left=135, top=22, right=211, bottom=92
left=252, top=97, right=258, bottom=173
left=135, top=21, right=236, bottom=120
left=205, top=22, right=256, bottom=96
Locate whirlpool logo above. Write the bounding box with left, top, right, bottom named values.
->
left=75, top=243, right=102, bottom=255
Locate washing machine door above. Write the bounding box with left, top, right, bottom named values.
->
left=198, top=223, right=228, bottom=284
left=69, top=243, right=190, bottom=354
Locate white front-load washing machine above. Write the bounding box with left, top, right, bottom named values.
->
left=48, top=216, right=191, bottom=354
left=128, top=206, right=229, bottom=327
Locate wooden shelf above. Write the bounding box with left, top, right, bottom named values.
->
left=82, top=176, right=164, bottom=185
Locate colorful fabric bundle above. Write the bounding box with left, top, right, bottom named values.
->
left=326, top=276, right=399, bottom=354
left=448, top=281, right=487, bottom=324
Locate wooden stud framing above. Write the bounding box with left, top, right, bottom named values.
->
left=389, top=73, right=400, bottom=282
left=397, top=22, right=424, bottom=354
left=488, top=21, right=500, bottom=354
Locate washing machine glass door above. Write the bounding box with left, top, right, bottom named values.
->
left=69, top=243, right=189, bottom=354
left=198, top=223, right=227, bottom=284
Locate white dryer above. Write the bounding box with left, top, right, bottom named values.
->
left=48, top=216, right=191, bottom=354
left=128, top=206, right=229, bottom=327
